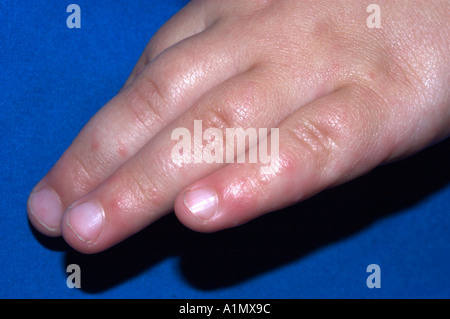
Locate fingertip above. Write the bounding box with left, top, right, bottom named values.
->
left=61, top=200, right=109, bottom=254
left=60, top=213, right=103, bottom=254
left=27, top=186, right=63, bottom=237
left=174, top=177, right=259, bottom=234
left=174, top=186, right=224, bottom=233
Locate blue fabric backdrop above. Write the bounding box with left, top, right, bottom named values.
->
left=1, top=0, right=449, bottom=298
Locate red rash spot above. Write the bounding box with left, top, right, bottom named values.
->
left=118, top=146, right=127, bottom=158
left=91, top=139, right=100, bottom=152
left=117, top=141, right=128, bottom=158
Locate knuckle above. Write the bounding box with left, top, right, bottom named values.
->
left=65, top=147, right=105, bottom=194
left=196, top=105, right=235, bottom=132
left=114, top=141, right=184, bottom=216
left=125, top=72, right=170, bottom=131
left=287, top=100, right=367, bottom=173
left=286, top=117, right=338, bottom=172
left=197, top=78, right=270, bottom=130
left=117, top=161, right=169, bottom=214
left=224, top=80, right=268, bottom=126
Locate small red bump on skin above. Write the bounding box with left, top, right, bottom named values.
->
left=117, top=141, right=128, bottom=158
left=91, top=139, right=100, bottom=152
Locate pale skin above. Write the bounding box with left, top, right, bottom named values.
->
left=27, top=0, right=449, bottom=254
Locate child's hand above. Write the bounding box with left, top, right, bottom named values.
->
left=28, top=0, right=449, bottom=253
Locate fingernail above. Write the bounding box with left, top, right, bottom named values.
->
left=183, top=188, right=218, bottom=221
left=67, top=201, right=104, bottom=244
left=28, top=187, right=63, bottom=232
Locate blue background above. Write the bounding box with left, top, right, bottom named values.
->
left=1, top=0, right=449, bottom=299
